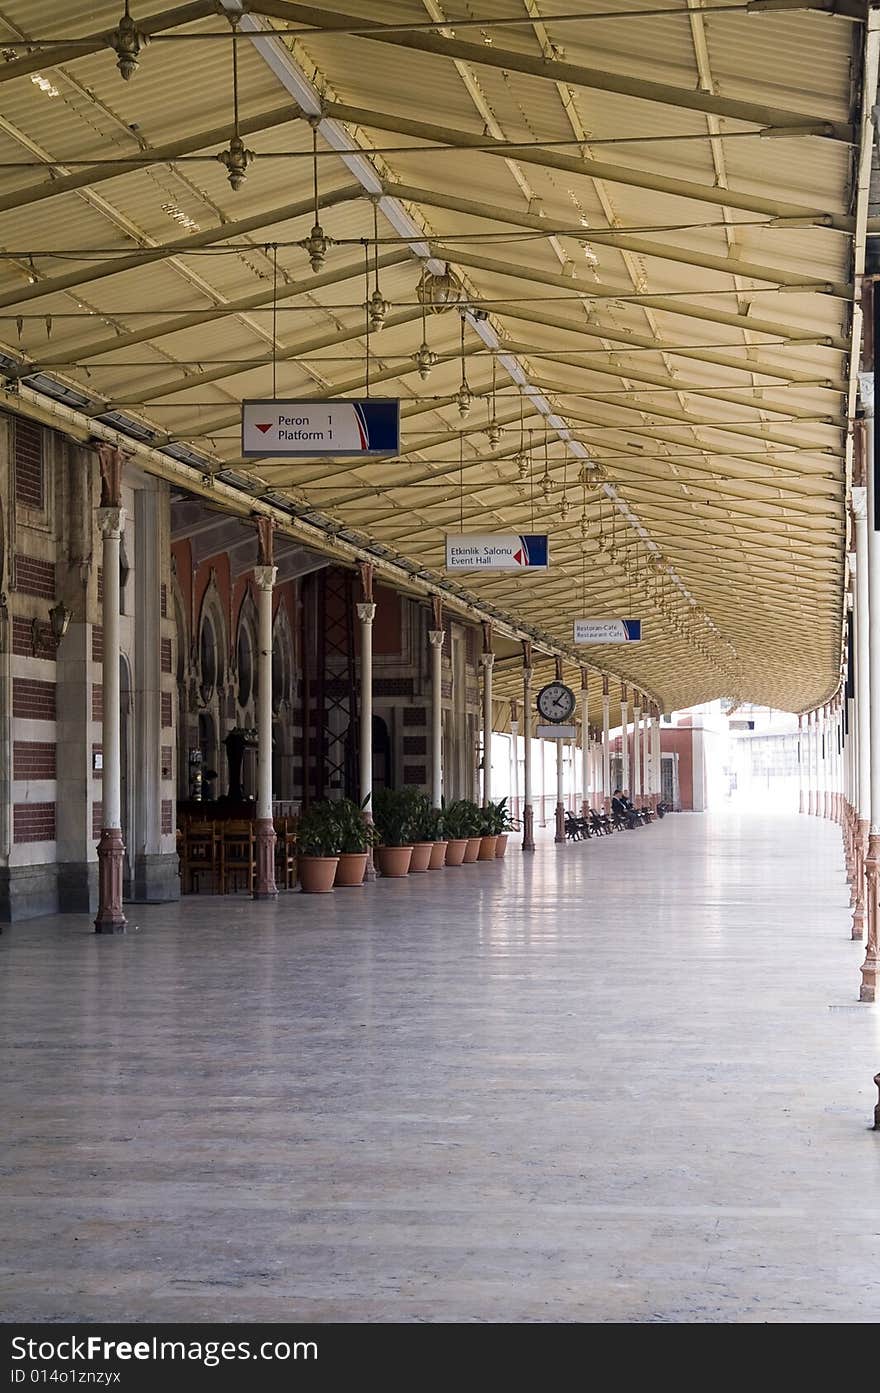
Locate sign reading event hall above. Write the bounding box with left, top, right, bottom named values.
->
left=574, top=618, right=642, bottom=644
left=242, top=399, right=400, bottom=457
left=445, top=534, right=549, bottom=572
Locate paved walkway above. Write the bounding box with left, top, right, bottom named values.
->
left=1, top=812, right=878, bottom=1323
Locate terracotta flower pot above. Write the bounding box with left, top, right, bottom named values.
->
left=376, top=845, right=413, bottom=878
left=299, top=855, right=339, bottom=894
left=428, top=840, right=448, bottom=869
left=409, top=842, right=433, bottom=873
left=464, top=836, right=482, bottom=863
left=478, top=834, right=498, bottom=861
left=334, top=852, right=367, bottom=887
left=445, top=838, right=468, bottom=866
left=494, top=834, right=508, bottom=859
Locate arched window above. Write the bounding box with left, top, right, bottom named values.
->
left=200, top=614, right=217, bottom=705
left=237, top=622, right=253, bottom=708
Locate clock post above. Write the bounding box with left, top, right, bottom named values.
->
left=522, top=641, right=535, bottom=852
left=554, top=658, right=566, bottom=844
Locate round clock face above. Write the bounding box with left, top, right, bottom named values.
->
left=536, top=681, right=577, bottom=723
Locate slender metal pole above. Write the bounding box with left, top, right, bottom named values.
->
left=862, top=407, right=880, bottom=1000
left=620, top=683, right=630, bottom=793
left=254, top=562, right=278, bottom=899
left=854, top=481, right=870, bottom=938
left=602, top=674, right=611, bottom=813
left=522, top=647, right=535, bottom=851
left=429, top=628, right=445, bottom=809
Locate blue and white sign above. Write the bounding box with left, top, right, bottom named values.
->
left=445, top=533, right=549, bottom=571
left=242, top=398, right=400, bottom=457
left=574, top=618, right=642, bottom=645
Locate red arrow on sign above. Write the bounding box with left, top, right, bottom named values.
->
left=513, top=548, right=524, bottom=565
left=255, top=422, right=273, bottom=434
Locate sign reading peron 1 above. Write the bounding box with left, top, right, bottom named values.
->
left=573, top=619, right=642, bottom=644
left=445, top=534, right=549, bottom=571
left=242, top=399, right=400, bottom=457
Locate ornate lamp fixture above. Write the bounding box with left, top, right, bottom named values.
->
left=417, top=265, right=462, bottom=313
left=414, top=281, right=436, bottom=380
left=455, top=315, right=471, bottom=418
left=32, top=600, right=71, bottom=652
left=300, top=120, right=330, bottom=271
left=109, top=1, right=146, bottom=80
left=367, top=199, right=389, bottom=331
left=216, top=19, right=255, bottom=190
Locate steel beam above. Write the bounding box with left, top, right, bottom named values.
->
left=252, top=2, right=855, bottom=141
left=28, top=249, right=409, bottom=366
left=0, top=1, right=218, bottom=85
left=390, top=183, right=852, bottom=297
left=0, top=104, right=303, bottom=216
left=0, top=184, right=363, bottom=310
left=322, top=100, right=849, bottom=227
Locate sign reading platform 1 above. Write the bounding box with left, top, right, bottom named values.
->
left=573, top=618, right=642, bottom=645
left=242, top=399, right=400, bottom=457
left=445, top=533, right=549, bottom=571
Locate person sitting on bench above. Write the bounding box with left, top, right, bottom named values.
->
left=611, top=788, right=638, bottom=829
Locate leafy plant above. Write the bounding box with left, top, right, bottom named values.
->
left=333, top=795, right=379, bottom=853
left=296, top=800, right=343, bottom=857
left=484, top=797, right=513, bottom=835
left=372, top=787, right=416, bottom=847
left=417, top=803, right=446, bottom=841
left=443, top=798, right=483, bottom=839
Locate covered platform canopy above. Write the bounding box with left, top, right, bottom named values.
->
left=0, top=0, right=872, bottom=720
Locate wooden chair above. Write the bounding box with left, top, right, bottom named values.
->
left=181, top=819, right=220, bottom=893
left=221, top=820, right=255, bottom=895
left=274, top=816, right=298, bottom=890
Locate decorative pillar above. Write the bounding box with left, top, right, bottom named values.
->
left=94, top=445, right=127, bottom=934
left=653, top=706, right=662, bottom=810
left=429, top=596, right=445, bottom=810
left=522, top=641, right=535, bottom=851
left=632, top=693, right=642, bottom=803
left=509, top=698, right=520, bottom=822
left=602, top=674, right=611, bottom=813
left=253, top=517, right=278, bottom=900
left=481, top=621, right=494, bottom=806
left=553, top=658, right=566, bottom=843
left=854, top=481, right=870, bottom=939
left=809, top=710, right=818, bottom=815
left=620, top=683, right=630, bottom=794
left=823, top=704, right=831, bottom=818
left=798, top=713, right=805, bottom=814
left=861, top=405, right=879, bottom=1001
left=357, top=563, right=377, bottom=881
left=580, top=669, right=590, bottom=817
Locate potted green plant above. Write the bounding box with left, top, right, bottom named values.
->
left=372, top=787, right=415, bottom=877
left=421, top=804, right=448, bottom=869
left=332, top=795, right=379, bottom=887
left=488, top=797, right=514, bottom=858
left=407, top=790, right=437, bottom=873
left=477, top=803, right=498, bottom=861
left=296, top=800, right=342, bottom=893
left=444, top=798, right=481, bottom=865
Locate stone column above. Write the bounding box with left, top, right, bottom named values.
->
left=357, top=563, right=377, bottom=880
left=862, top=409, right=880, bottom=1001
left=429, top=601, right=445, bottom=810
left=602, top=674, right=611, bottom=813
left=797, top=713, right=805, bottom=814
left=632, top=693, right=642, bottom=803
left=809, top=710, right=817, bottom=815
left=854, top=482, right=870, bottom=939
left=481, top=622, right=494, bottom=806
left=253, top=517, right=277, bottom=900
left=522, top=642, right=535, bottom=851
left=620, top=683, right=630, bottom=794
left=580, top=669, right=590, bottom=817
left=653, top=706, right=662, bottom=810
left=94, top=446, right=127, bottom=933
left=509, top=699, right=520, bottom=822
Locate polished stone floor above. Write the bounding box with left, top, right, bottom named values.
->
left=1, top=811, right=879, bottom=1324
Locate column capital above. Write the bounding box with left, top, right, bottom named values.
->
left=356, top=601, right=376, bottom=624
left=428, top=628, right=445, bottom=648
left=253, top=564, right=277, bottom=592
left=852, top=485, right=868, bottom=519
left=481, top=651, right=495, bottom=670
left=96, top=506, right=126, bottom=537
